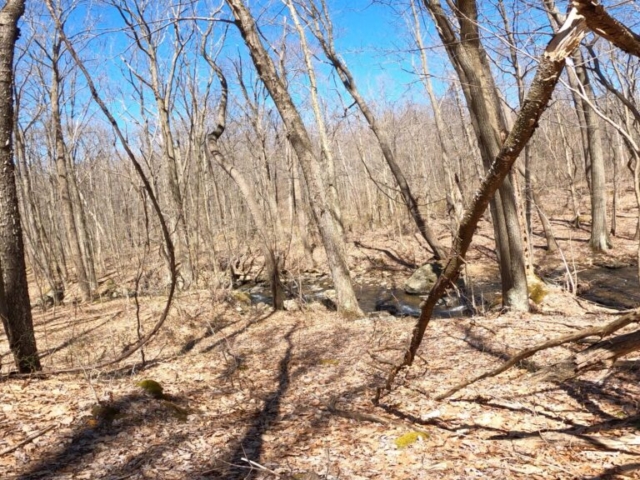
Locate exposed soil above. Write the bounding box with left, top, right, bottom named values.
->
left=2, top=188, right=640, bottom=479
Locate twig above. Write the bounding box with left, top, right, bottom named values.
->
left=241, top=457, right=279, bottom=476
left=0, top=425, right=56, bottom=456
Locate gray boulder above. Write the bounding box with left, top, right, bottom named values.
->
left=404, top=262, right=442, bottom=295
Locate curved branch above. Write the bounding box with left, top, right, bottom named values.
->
left=40, top=0, right=177, bottom=375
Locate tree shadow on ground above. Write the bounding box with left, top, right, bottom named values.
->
left=455, top=324, right=542, bottom=372
left=453, top=323, right=640, bottom=419
left=200, top=310, right=276, bottom=355
left=37, top=315, right=116, bottom=360
left=378, top=323, right=640, bottom=463
left=200, top=324, right=297, bottom=478
left=15, top=390, right=193, bottom=480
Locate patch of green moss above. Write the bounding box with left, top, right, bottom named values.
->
left=529, top=282, right=548, bottom=305
left=394, top=431, right=429, bottom=449
left=137, top=379, right=164, bottom=398
left=319, top=358, right=340, bottom=366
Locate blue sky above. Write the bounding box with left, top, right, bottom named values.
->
left=16, top=0, right=556, bottom=136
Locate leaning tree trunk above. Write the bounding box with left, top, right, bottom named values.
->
left=307, top=0, right=446, bottom=260
left=202, top=58, right=285, bottom=311
left=226, top=0, right=362, bottom=317
left=0, top=0, right=41, bottom=373
left=383, top=6, right=588, bottom=391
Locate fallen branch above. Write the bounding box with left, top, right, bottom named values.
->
left=0, top=424, right=55, bottom=456
left=537, top=328, right=640, bottom=383
left=435, top=308, right=640, bottom=400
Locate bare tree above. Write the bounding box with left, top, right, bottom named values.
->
left=295, top=0, right=447, bottom=260
left=0, top=0, right=41, bottom=372
left=544, top=0, right=611, bottom=252
left=202, top=28, right=285, bottom=310
left=225, top=0, right=362, bottom=317
left=112, top=0, right=195, bottom=287
left=422, top=0, right=529, bottom=311
left=35, top=2, right=92, bottom=300
left=383, top=5, right=589, bottom=392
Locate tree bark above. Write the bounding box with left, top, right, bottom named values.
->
left=541, top=329, right=640, bottom=383
left=0, top=0, right=41, bottom=372
left=226, top=0, right=362, bottom=317
left=570, top=54, right=612, bottom=251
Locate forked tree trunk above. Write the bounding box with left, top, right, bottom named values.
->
left=226, top=0, right=361, bottom=317
left=0, top=0, right=41, bottom=372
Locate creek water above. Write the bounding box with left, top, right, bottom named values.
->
left=242, top=277, right=468, bottom=318
left=577, top=265, right=640, bottom=309
left=241, top=264, right=640, bottom=317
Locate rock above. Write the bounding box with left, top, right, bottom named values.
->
left=375, top=294, right=421, bottom=317
left=404, top=262, right=442, bottom=295
left=306, top=301, right=329, bottom=312
left=318, top=289, right=337, bottom=310
left=230, top=291, right=252, bottom=305
left=284, top=299, right=300, bottom=311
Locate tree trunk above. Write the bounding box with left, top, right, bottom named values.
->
left=226, top=0, right=361, bottom=317
left=541, top=329, right=640, bottom=383
left=285, top=0, right=344, bottom=237
left=385, top=6, right=588, bottom=388
left=424, top=0, right=529, bottom=310
left=571, top=56, right=612, bottom=251
left=0, top=0, right=41, bottom=372
left=50, top=39, right=91, bottom=301
left=543, top=0, right=611, bottom=250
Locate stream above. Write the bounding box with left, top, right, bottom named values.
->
left=577, top=265, right=640, bottom=309
left=240, top=264, right=640, bottom=317
left=241, top=276, right=469, bottom=319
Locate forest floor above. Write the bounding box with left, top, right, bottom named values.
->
left=2, top=188, right=640, bottom=479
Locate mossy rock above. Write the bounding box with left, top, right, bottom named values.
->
left=319, top=358, right=340, bottom=366
left=231, top=291, right=252, bottom=305
left=137, top=379, right=164, bottom=398
left=395, top=430, right=429, bottom=449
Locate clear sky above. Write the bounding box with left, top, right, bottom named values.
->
left=16, top=0, right=555, bottom=134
